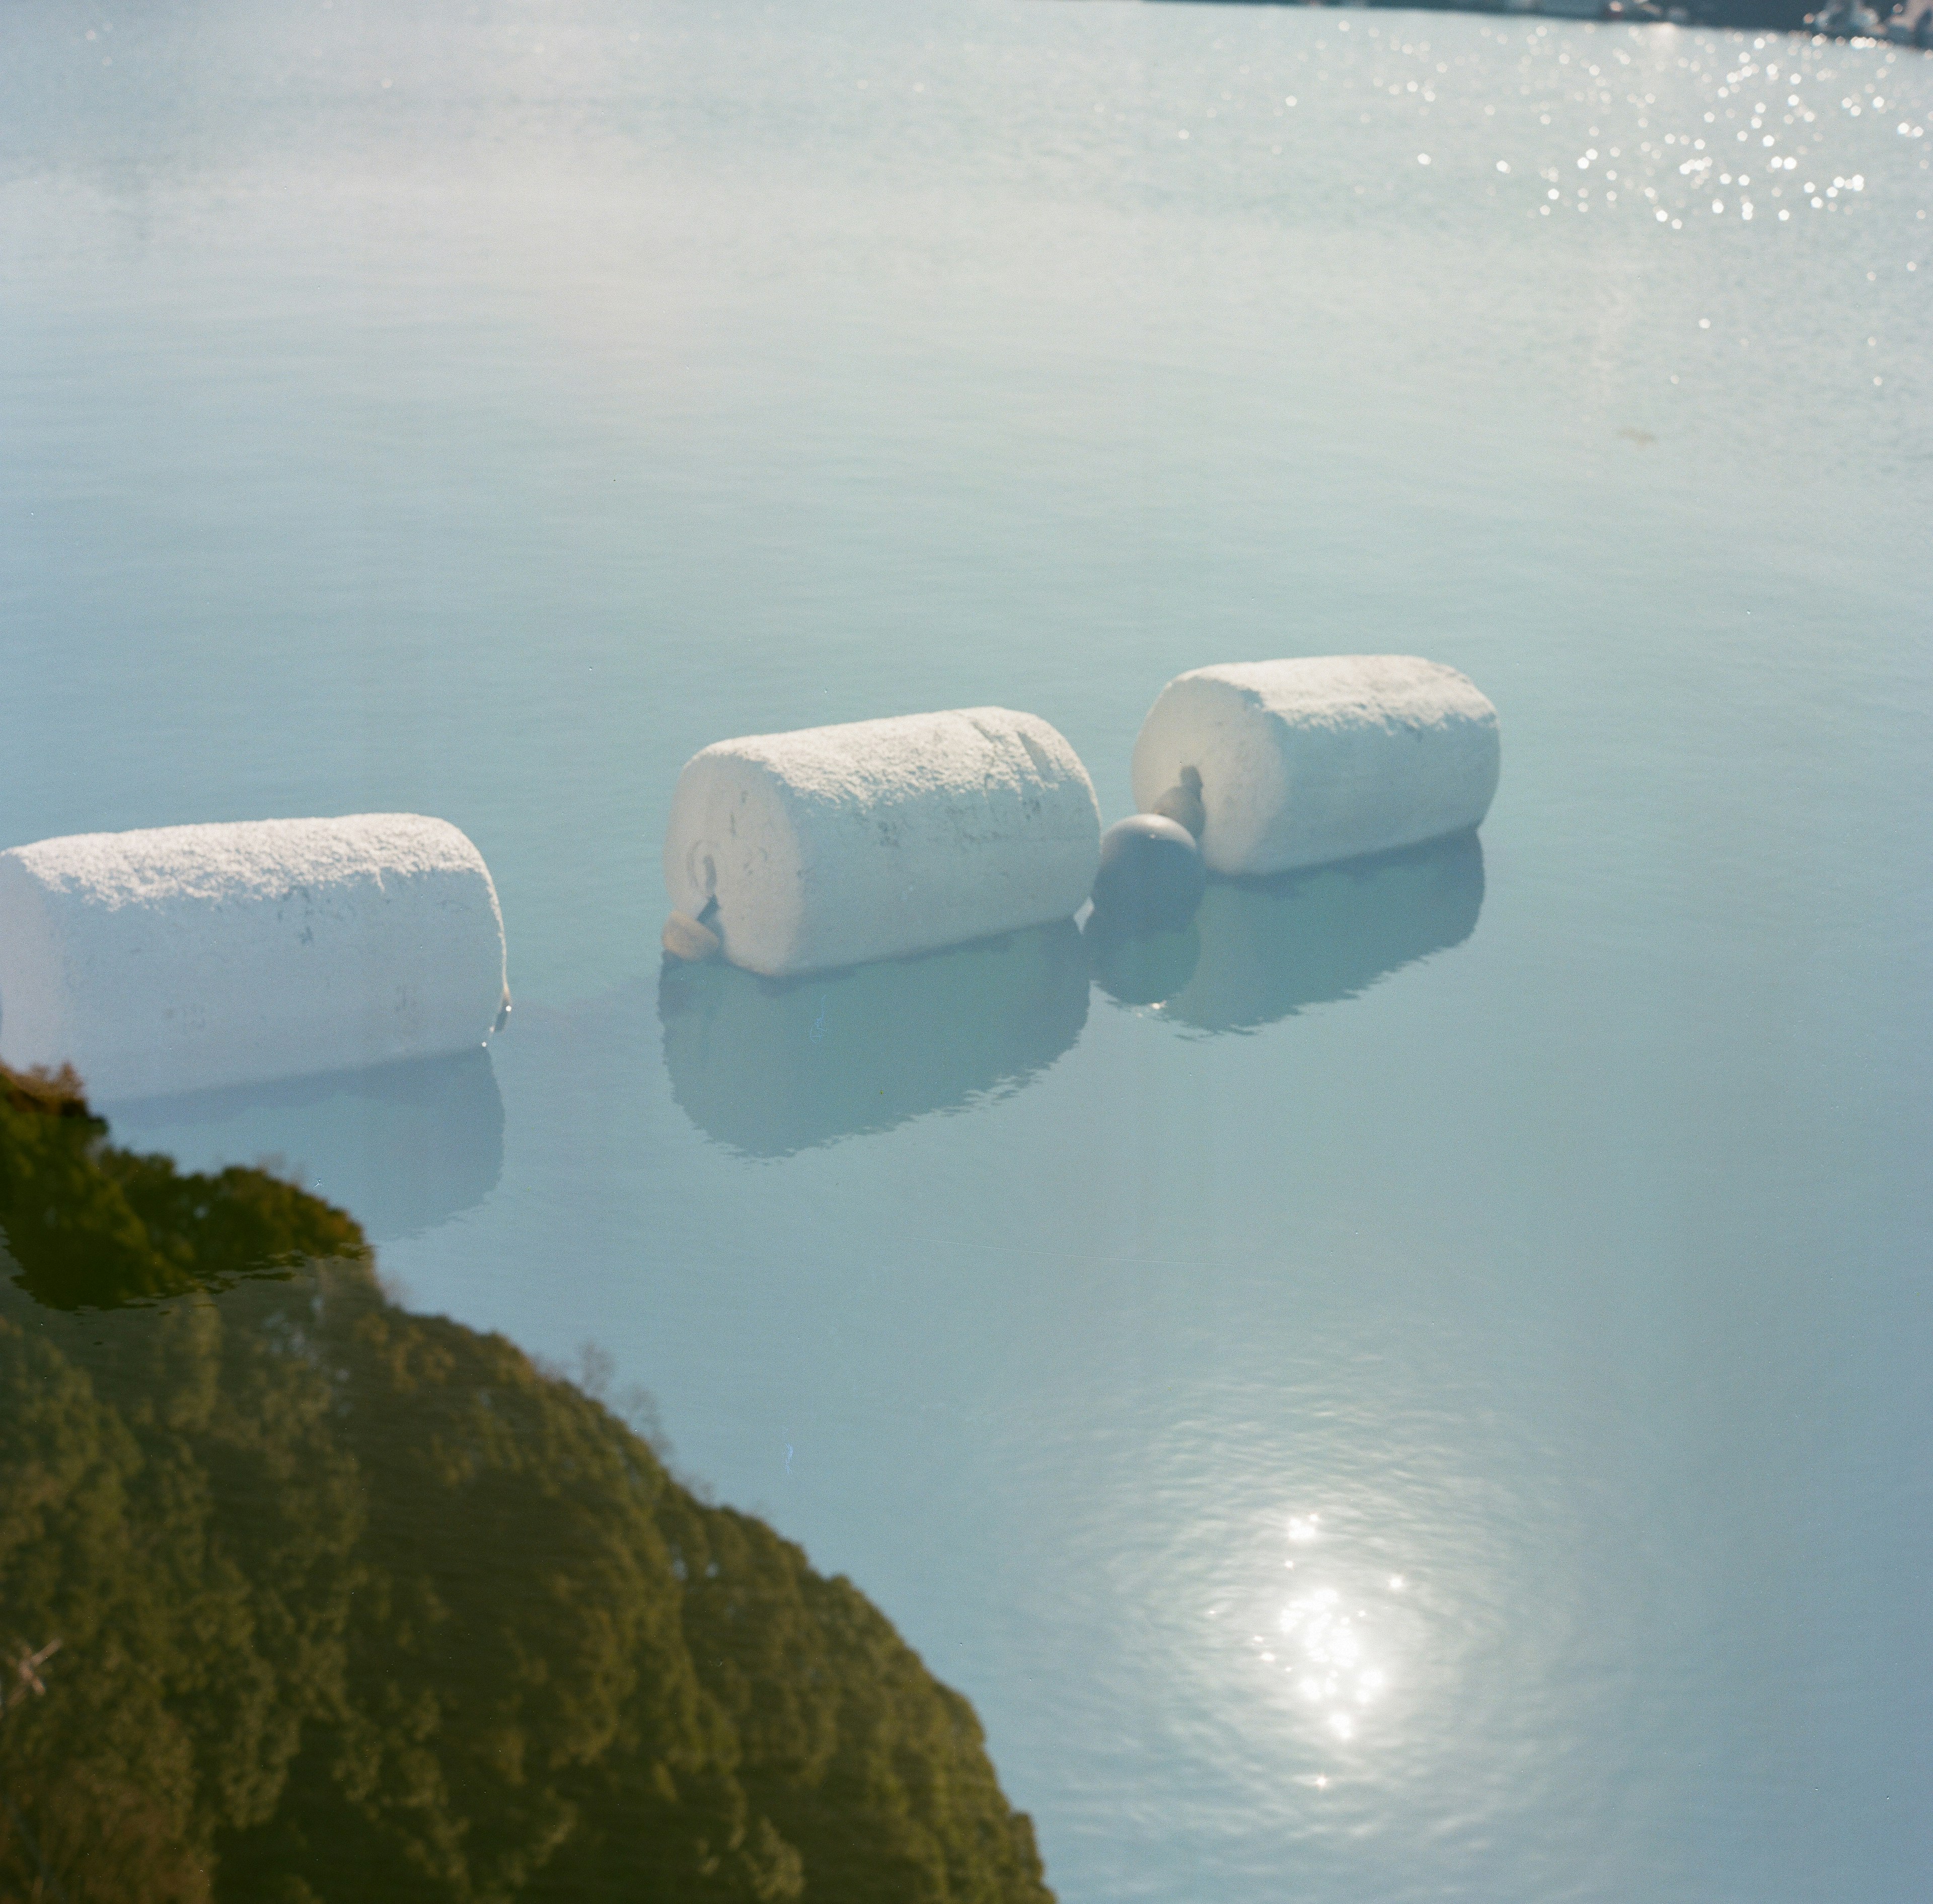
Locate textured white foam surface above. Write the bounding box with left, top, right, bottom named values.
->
left=664, top=707, right=1101, bottom=977
left=1130, top=656, right=1501, bottom=876
left=0, top=814, right=509, bottom=1101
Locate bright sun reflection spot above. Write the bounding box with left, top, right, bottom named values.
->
left=1229, top=1508, right=1426, bottom=1767
left=1275, top=1575, right=1390, bottom=1744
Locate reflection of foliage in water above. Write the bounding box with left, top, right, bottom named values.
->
left=0, top=1065, right=1053, bottom=1904
left=0, top=1063, right=364, bottom=1309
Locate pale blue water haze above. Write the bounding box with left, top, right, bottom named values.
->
left=4, top=1, right=1931, bottom=1898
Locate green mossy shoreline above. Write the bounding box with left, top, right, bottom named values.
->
left=0, top=1065, right=1053, bottom=1904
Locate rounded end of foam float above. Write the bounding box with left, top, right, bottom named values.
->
left=1091, top=815, right=1206, bottom=932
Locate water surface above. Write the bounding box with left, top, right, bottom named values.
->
left=4, top=2, right=1931, bottom=1898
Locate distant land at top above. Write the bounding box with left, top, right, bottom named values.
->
left=1163, top=0, right=1933, bottom=44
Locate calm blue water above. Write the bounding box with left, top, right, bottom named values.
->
left=5, top=0, right=1932, bottom=1896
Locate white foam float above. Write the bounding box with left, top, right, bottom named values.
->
left=0, top=814, right=509, bottom=1101
left=1130, top=656, right=1500, bottom=875
left=663, top=707, right=1100, bottom=977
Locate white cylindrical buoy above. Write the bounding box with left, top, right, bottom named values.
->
left=1130, top=656, right=1500, bottom=876
left=0, top=814, right=509, bottom=1101
left=664, top=707, right=1101, bottom=978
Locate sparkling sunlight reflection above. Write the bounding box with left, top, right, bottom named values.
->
left=1237, top=1509, right=1418, bottom=1775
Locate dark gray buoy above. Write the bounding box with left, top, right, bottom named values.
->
left=1090, top=814, right=1206, bottom=932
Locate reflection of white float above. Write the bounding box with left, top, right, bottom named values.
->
left=659, top=919, right=1089, bottom=1157
left=1157, top=832, right=1485, bottom=1033
left=663, top=707, right=1100, bottom=978
left=0, top=815, right=509, bottom=1101
left=1131, top=656, right=1500, bottom=876
left=108, top=1048, right=505, bottom=1242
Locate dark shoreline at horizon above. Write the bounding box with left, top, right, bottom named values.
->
left=1155, top=0, right=1933, bottom=45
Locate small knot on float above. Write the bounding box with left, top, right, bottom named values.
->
left=662, top=909, right=722, bottom=962
left=1148, top=766, right=1205, bottom=841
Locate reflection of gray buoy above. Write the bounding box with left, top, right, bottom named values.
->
left=659, top=920, right=1089, bottom=1157
left=1090, top=816, right=1206, bottom=932
left=1083, top=912, right=1201, bottom=1007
